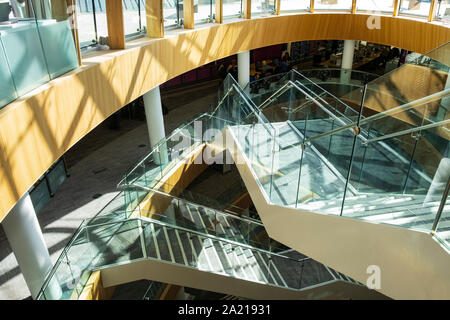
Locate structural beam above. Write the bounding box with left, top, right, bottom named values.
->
left=146, top=0, right=164, bottom=38
left=243, top=0, right=251, bottom=19
left=184, top=0, right=195, bottom=29
left=105, top=0, right=125, bottom=49
left=215, top=0, right=223, bottom=23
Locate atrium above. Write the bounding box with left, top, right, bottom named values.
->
left=0, top=0, right=449, bottom=301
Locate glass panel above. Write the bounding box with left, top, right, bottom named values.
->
left=435, top=0, right=450, bottom=22
left=223, top=0, right=242, bottom=17
left=30, top=178, right=51, bottom=214
left=436, top=194, right=450, bottom=249
left=314, top=0, right=353, bottom=11
left=0, top=33, right=17, bottom=108
left=93, top=0, right=108, bottom=41
left=32, top=0, right=79, bottom=79
left=252, top=0, right=276, bottom=15
left=356, top=0, right=396, bottom=12
left=47, top=160, right=67, bottom=194
left=0, top=11, right=49, bottom=96
left=195, top=0, right=214, bottom=23
left=164, top=0, right=180, bottom=27
left=280, top=0, right=310, bottom=12
left=399, top=0, right=431, bottom=17
left=123, top=0, right=144, bottom=37
left=76, top=0, right=98, bottom=46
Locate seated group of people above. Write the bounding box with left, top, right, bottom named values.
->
left=249, top=52, right=292, bottom=94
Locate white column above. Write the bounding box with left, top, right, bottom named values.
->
left=143, top=86, right=168, bottom=164
left=286, top=42, right=292, bottom=56
left=175, top=287, right=190, bottom=300
left=2, top=193, right=62, bottom=299
left=238, top=50, right=250, bottom=88
left=340, top=40, right=356, bottom=84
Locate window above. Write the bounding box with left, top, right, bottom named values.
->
left=356, top=0, right=396, bottom=13
left=223, top=0, right=243, bottom=18
left=399, top=0, right=431, bottom=17
left=314, top=0, right=352, bottom=11
left=280, top=0, right=310, bottom=12
left=252, top=0, right=276, bottom=16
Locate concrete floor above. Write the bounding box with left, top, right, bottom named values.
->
left=0, top=79, right=220, bottom=300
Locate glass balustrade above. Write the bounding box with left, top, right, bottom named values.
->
left=280, top=0, right=310, bottom=12
left=223, top=0, right=243, bottom=18
left=314, top=0, right=353, bottom=11
left=195, top=0, right=215, bottom=23
left=356, top=0, right=396, bottom=13
left=252, top=0, right=276, bottom=16
left=123, top=0, right=146, bottom=37
left=0, top=0, right=79, bottom=109
left=234, top=43, right=450, bottom=247
left=37, top=216, right=338, bottom=300
left=399, top=0, right=431, bottom=18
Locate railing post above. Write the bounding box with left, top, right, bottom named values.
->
left=269, top=127, right=277, bottom=200
left=340, top=85, right=367, bottom=216
left=431, top=178, right=450, bottom=234
left=401, top=110, right=426, bottom=194
left=295, top=110, right=308, bottom=208
left=356, top=122, right=371, bottom=189
left=310, top=0, right=314, bottom=13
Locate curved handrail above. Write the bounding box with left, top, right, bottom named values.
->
left=304, top=88, right=450, bottom=145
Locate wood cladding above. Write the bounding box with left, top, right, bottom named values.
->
left=0, top=13, right=449, bottom=222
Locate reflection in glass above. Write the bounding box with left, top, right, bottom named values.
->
left=399, top=0, right=431, bottom=17
left=436, top=0, right=450, bottom=23
left=252, top=0, right=276, bottom=15
left=195, top=0, right=214, bottom=23
left=223, top=0, right=243, bottom=17
left=314, top=0, right=353, bottom=11
left=356, top=0, right=396, bottom=13
left=123, top=0, right=146, bottom=37
left=280, top=0, right=310, bottom=12
left=164, top=0, right=180, bottom=27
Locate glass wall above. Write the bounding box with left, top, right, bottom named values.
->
left=195, top=0, right=214, bottom=23
left=223, top=0, right=243, bottom=17
left=314, top=0, right=353, bottom=11
left=356, top=0, right=396, bottom=13
left=435, top=0, right=450, bottom=22
left=399, top=0, right=431, bottom=17
left=123, top=0, right=146, bottom=37
left=0, top=0, right=79, bottom=109
left=252, top=0, right=276, bottom=15
left=164, top=0, right=181, bottom=27
left=280, top=0, right=310, bottom=12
